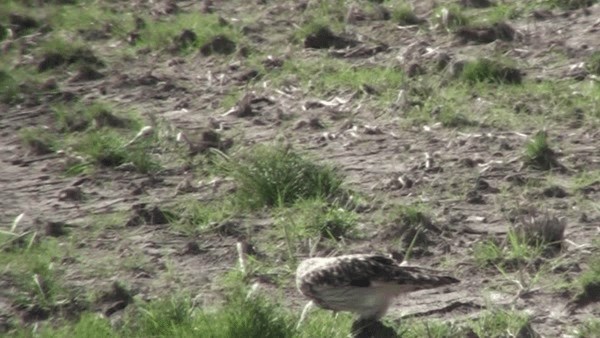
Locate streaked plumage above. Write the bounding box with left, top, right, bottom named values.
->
left=296, top=254, right=459, bottom=321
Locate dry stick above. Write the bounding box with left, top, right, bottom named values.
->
left=236, top=241, right=247, bottom=275
left=11, top=213, right=25, bottom=232
left=33, top=274, right=46, bottom=301
left=403, top=225, right=423, bottom=264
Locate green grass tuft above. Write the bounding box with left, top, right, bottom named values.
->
left=222, top=145, right=344, bottom=209
left=20, top=127, right=59, bottom=155
left=75, top=131, right=128, bottom=167
left=0, top=69, right=19, bottom=103
left=587, top=51, right=600, bottom=76
left=295, top=0, right=346, bottom=42
left=1, top=236, right=77, bottom=317
left=572, top=319, right=600, bottom=338
left=124, top=296, right=198, bottom=337
left=460, top=58, right=521, bottom=84
left=49, top=1, right=134, bottom=38
left=24, top=288, right=297, bottom=338
left=433, top=5, right=469, bottom=30
left=524, top=130, right=558, bottom=170
left=71, top=129, right=158, bottom=173
left=387, top=204, right=434, bottom=256
left=470, top=309, right=532, bottom=338
left=19, top=100, right=160, bottom=174
left=295, top=20, right=333, bottom=42
left=39, top=313, right=114, bottom=338
left=482, top=4, right=522, bottom=23
left=273, top=58, right=404, bottom=103
left=574, top=257, right=600, bottom=303
left=391, top=4, right=422, bottom=26
left=168, top=198, right=234, bottom=235
left=473, top=228, right=546, bottom=269
left=437, top=107, right=476, bottom=128
left=53, top=101, right=137, bottom=132
left=137, top=12, right=238, bottom=54
left=394, top=204, right=430, bottom=229
left=37, top=35, right=103, bottom=72
left=297, top=310, right=352, bottom=338
left=278, top=198, right=358, bottom=241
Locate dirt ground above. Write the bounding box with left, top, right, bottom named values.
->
left=1, top=1, right=599, bottom=336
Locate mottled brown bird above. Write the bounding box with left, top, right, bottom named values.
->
left=295, top=254, right=459, bottom=325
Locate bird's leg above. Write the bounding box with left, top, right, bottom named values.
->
left=351, top=319, right=398, bottom=338
left=297, top=301, right=314, bottom=329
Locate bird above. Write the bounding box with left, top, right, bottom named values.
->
left=295, top=254, right=459, bottom=328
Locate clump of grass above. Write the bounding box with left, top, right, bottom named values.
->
left=138, top=12, right=238, bottom=54
left=573, top=170, right=600, bottom=193
left=214, top=291, right=296, bottom=338
left=473, top=228, right=546, bottom=269
left=37, top=36, right=104, bottom=72
left=38, top=288, right=296, bottom=338
left=34, top=100, right=159, bottom=174
left=1, top=237, right=73, bottom=317
left=49, top=2, right=134, bottom=39
left=53, top=101, right=137, bottom=133
left=296, top=0, right=345, bottom=41
left=482, top=4, right=521, bottom=23
left=0, top=23, right=7, bottom=42
left=295, top=19, right=333, bottom=42
left=473, top=238, right=504, bottom=267
left=437, top=107, right=476, bottom=128
left=222, top=145, right=344, bottom=209
left=281, top=198, right=358, bottom=241
left=391, top=204, right=433, bottom=244
left=298, top=310, right=352, bottom=338
left=17, top=100, right=158, bottom=174
left=71, top=129, right=158, bottom=173
left=309, top=203, right=357, bottom=240
left=273, top=58, right=403, bottom=102
left=391, top=4, right=423, bottom=26
left=433, top=5, right=469, bottom=31
left=319, top=64, right=403, bottom=97
left=12, top=275, right=361, bottom=338
left=587, top=51, right=600, bottom=76
left=169, top=198, right=234, bottom=235
left=398, top=319, right=462, bottom=337
left=470, top=309, right=532, bottom=338
left=20, top=127, right=58, bottom=155
left=460, top=58, right=522, bottom=84
left=40, top=35, right=85, bottom=58
left=35, top=312, right=114, bottom=337
left=0, top=69, right=19, bottom=103
left=573, top=257, right=600, bottom=305
left=572, top=319, right=600, bottom=338
left=74, top=131, right=127, bottom=167
left=524, top=130, right=560, bottom=170
left=123, top=296, right=198, bottom=337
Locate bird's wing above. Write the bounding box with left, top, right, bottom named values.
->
left=304, top=254, right=458, bottom=290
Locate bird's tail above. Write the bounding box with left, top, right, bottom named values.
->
left=392, top=266, right=460, bottom=289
